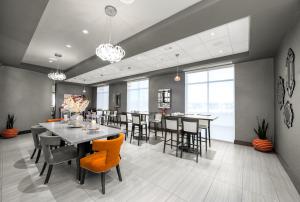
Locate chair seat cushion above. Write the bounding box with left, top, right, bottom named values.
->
left=80, top=151, right=108, bottom=172
left=51, top=146, right=77, bottom=164
left=150, top=120, right=161, bottom=123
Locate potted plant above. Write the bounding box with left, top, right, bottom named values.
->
left=1, top=114, right=18, bottom=138
left=252, top=118, right=273, bottom=152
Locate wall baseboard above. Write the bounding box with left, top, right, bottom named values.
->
left=19, top=130, right=31, bottom=135
left=234, top=139, right=252, bottom=146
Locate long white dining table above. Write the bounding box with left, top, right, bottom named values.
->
left=39, top=122, right=123, bottom=181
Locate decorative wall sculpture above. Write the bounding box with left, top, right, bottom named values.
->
left=284, top=101, right=294, bottom=128
left=277, top=76, right=285, bottom=110
left=286, top=48, right=295, bottom=97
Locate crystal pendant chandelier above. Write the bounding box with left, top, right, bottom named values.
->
left=48, top=53, right=66, bottom=81
left=96, top=5, right=125, bottom=63
left=174, top=53, right=181, bottom=82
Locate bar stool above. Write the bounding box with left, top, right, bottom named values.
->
left=130, top=113, right=148, bottom=146
left=149, top=113, right=162, bottom=139
left=163, top=116, right=180, bottom=157
left=198, top=119, right=209, bottom=151
left=108, top=111, right=118, bottom=125
left=180, top=118, right=201, bottom=163
left=120, top=112, right=131, bottom=140
left=30, top=125, right=47, bottom=163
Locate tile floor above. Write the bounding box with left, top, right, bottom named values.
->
left=0, top=132, right=299, bottom=202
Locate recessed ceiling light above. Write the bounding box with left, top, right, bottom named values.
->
left=49, top=60, right=53, bottom=63
left=210, top=32, right=215, bottom=36
left=219, top=50, right=224, bottom=53
left=66, top=44, right=72, bottom=48
left=82, top=29, right=89, bottom=34
left=164, top=46, right=173, bottom=51
left=120, top=0, right=135, bottom=4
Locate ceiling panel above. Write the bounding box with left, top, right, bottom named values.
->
left=66, top=16, right=250, bottom=84
left=22, top=0, right=203, bottom=70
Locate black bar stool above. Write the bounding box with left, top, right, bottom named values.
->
left=149, top=113, right=162, bottom=139
left=163, top=116, right=180, bottom=157
left=130, top=113, right=148, bottom=146
left=180, top=118, right=201, bottom=163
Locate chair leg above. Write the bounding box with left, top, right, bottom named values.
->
left=196, top=134, right=199, bottom=163
left=138, top=126, right=141, bottom=146
left=30, top=148, right=36, bottom=159
left=180, top=133, right=184, bottom=158
left=176, top=133, right=179, bottom=157
left=80, top=168, right=86, bottom=185
left=163, top=131, right=167, bottom=153
left=205, top=129, right=208, bottom=152
left=35, top=149, right=41, bottom=164
left=40, top=162, right=47, bottom=176
left=101, top=172, right=106, bottom=194
left=171, top=132, right=173, bottom=149
left=44, top=165, right=53, bottom=184
left=116, top=165, right=122, bottom=182
left=130, top=125, right=134, bottom=143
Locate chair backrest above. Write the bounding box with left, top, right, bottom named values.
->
left=132, top=114, right=140, bottom=124
left=40, top=134, right=61, bottom=164
left=127, top=113, right=132, bottom=121
left=113, top=111, right=117, bottom=116
left=198, top=119, right=209, bottom=128
left=92, top=133, right=125, bottom=167
left=155, top=113, right=162, bottom=121
left=182, top=118, right=199, bottom=133
left=165, top=117, right=178, bottom=131
left=31, top=125, right=47, bottom=149
left=120, top=113, right=127, bottom=122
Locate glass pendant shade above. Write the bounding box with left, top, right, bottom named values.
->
left=174, top=74, right=181, bottom=81
left=96, top=5, right=125, bottom=63
left=96, top=43, right=125, bottom=63
left=48, top=71, right=66, bottom=81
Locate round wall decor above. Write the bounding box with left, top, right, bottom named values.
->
left=277, top=76, right=285, bottom=110
left=284, top=101, right=294, bottom=128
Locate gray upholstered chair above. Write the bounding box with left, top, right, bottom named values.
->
left=40, top=134, right=77, bottom=184
left=30, top=125, right=48, bottom=163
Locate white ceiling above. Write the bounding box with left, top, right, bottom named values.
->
left=66, top=17, right=250, bottom=84
left=22, top=0, right=203, bottom=70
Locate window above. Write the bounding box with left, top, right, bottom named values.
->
left=185, top=66, right=235, bottom=142
left=97, top=86, right=109, bottom=110
left=127, top=79, right=149, bottom=112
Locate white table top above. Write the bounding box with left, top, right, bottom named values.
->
left=39, top=122, right=123, bottom=145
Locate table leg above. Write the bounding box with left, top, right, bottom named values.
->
left=208, top=121, right=211, bottom=147
left=76, top=142, right=90, bottom=181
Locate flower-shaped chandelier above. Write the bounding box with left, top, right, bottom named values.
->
left=48, top=53, right=66, bottom=81
left=96, top=5, right=125, bottom=63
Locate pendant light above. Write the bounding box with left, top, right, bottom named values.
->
left=174, top=53, right=181, bottom=82
left=82, top=79, right=87, bottom=94
left=48, top=53, right=66, bottom=81
left=96, top=5, right=125, bottom=63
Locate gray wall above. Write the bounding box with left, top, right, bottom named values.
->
left=0, top=66, right=52, bottom=131
left=274, top=19, right=300, bottom=192
left=109, top=82, right=127, bottom=112
left=149, top=72, right=185, bottom=113
left=235, top=58, right=275, bottom=143
left=55, top=82, right=93, bottom=117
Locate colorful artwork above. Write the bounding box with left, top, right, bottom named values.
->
left=62, top=94, right=89, bottom=113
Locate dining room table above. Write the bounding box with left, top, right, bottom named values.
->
left=39, top=121, right=123, bottom=181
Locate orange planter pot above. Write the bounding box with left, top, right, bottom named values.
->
left=252, top=138, right=273, bottom=152
left=47, top=118, right=63, bottom=122
left=1, top=128, right=18, bottom=138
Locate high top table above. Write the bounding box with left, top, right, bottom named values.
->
left=39, top=122, right=123, bottom=181
left=165, top=114, right=217, bottom=147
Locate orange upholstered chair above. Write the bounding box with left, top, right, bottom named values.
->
left=47, top=118, right=63, bottom=122
left=80, top=133, right=125, bottom=194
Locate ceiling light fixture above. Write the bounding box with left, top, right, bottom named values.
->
left=49, top=60, right=53, bottom=63
left=82, top=29, right=89, bottom=34
left=174, top=53, right=181, bottom=82
left=66, top=44, right=72, bottom=48
left=120, top=0, right=135, bottom=4
left=82, top=79, right=87, bottom=93
left=96, top=5, right=125, bottom=63
left=48, top=53, right=66, bottom=81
